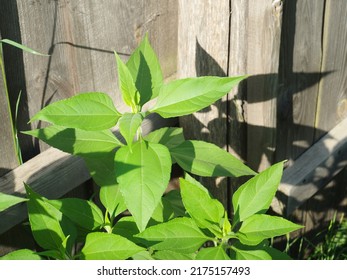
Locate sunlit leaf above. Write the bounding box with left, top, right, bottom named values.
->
left=151, top=76, right=247, bottom=118
left=115, top=141, right=171, bottom=231
left=30, top=92, right=121, bottom=130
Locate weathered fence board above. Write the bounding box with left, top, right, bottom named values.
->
left=272, top=117, right=347, bottom=215
left=275, top=0, right=325, bottom=165
left=243, top=0, right=283, bottom=172
left=177, top=0, right=230, bottom=207
left=315, top=0, right=347, bottom=138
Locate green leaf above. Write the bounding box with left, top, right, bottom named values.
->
left=263, top=246, right=292, bottom=260
left=29, top=92, right=121, bottom=130
left=171, top=140, right=256, bottom=177
left=100, top=185, right=126, bottom=220
left=0, top=39, right=49, bottom=56
left=232, top=161, right=284, bottom=222
left=162, top=189, right=186, bottom=217
left=0, top=249, right=42, bottom=260
left=135, top=217, right=210, bottom=254
left=0, top=192, right=27, bottom=212
left=47, top=198, right=104, bottom=231
left=144, top=127, right=185, bottom=149
left=118, top=113, right=143, bottom=148
left=237, top=214, right=303, bottom=246
left=126, top=34, right=163, bottom=106
left=180, top=178, right=224, bottom=236
left=195, top=246, right=231, bottom=260
left=23, top=125, right=122, bottom=157
left=153, top=250, right=196, bottom=260
left=83, top=152, right=117, bottom=186
left=115, top=141, right=171, bottom=231
left=37, top=250, right=64, bottom=260
left=25, top=184, right=66, bottom=252
left=230, top=241, right=290, bottom=260
left=233, top=246, right=272, bottom=260
left=150, top=190, right=186, bottom=224
left=151, top=76, right=247, bottom=118
left=112, top=216, right=140, bottom=244
left=80, top=232, right=145, bottom=260
left=132, top=251, right=155, bottom=260
left=114, top=51, right=139, bottom=111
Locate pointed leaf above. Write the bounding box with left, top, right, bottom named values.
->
left=237, top=214, right=303, bottom=245
left=0, top=39, right=49, bottom=56
left=151, top=76, right=247, bottom=118
left=233, top=247, right=272, bottom=260
left=232, top=161, right=284, bottom=222
left=25, top=185, right=66, bottom=252
left=112, top=216, right=140, bottom=244
left=0, top=249, right=42, bottom=260
left=162, top=189, right=186, bottom=217
left=114, top=51, right=139, bottom=110
left=0, top=192, right=27, bottom=212
left=23, top=125, right=122, bottom=157
left=126, top=34, right=163, bottom=106
left=100, top=185, right=126, bottom=220
left=144, top=127, right=185, bottom=149
left=230, top=241, right=288, bottom=260
left=196, top=246, right=231, bottom=260
left=135, top=217, right=210, bottom=254
left=80, top=232, right=145, bottom=260
left=47, top=198, right=104, bottom=231
left=171, top=140, right=256, bottom=177
left=118, top=113, right=143, bottom=148
left=83, top=152, right=117, bottom=186
left=30, top=92, right=121, bottom=130
left=115, top=141, right=171, bottom=231
left=180, top=178, right=224, bottom=236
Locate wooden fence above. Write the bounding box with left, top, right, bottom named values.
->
left=1, top=0, right=347, bottom=255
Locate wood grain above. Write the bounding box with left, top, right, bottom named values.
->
left=245, top=0, right=283, bottom=171
left=276, top=0, right=325, bottom=165
left=315, top=1, right=347, bottom=138
left=177, top=0, right=230, bottom=206
left=272, top=117, right=347, bottom=216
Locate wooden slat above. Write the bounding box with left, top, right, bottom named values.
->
left=272, top=117, right=347, bottom=216
left=275, top=0, right=325, bottom=165
left=177, top=0, right=230, bottom=206
left=315, top=0, right=347, bottom=139
left=0, top=114, right=177, bottom=234
left=245, top=0, right=283, bottom=171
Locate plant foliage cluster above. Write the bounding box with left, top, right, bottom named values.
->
left=0, top=35, right=302, bottom=260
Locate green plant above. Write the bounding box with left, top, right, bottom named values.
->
left=286, top=213, right=347, bottom=260
left=0, top=35, right=302, bottom=260
left=0, top=39, right=48, bottom=164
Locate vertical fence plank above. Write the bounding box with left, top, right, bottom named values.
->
left=177, top=0, right=230, bottom=206
left=276, top=0, right=325, bottom=165
left=244, top=0, right=283, bottom=171
left=315, top=0, right=347, bottom=137
left=300, top=0, right=347, bottom=235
